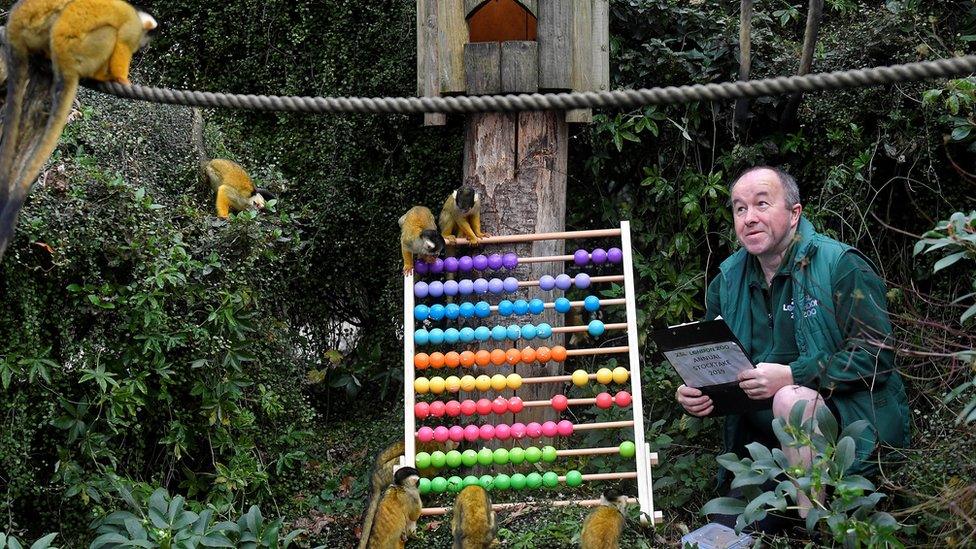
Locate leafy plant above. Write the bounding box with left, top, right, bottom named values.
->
left=0, top=534, right=59, bottom=549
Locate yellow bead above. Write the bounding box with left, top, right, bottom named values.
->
left=445, top=376, right=461, bottom=393
left=507, top=373, right=522, bottom=390
left=429, top=377, right=446, bottom=394
left=475, top=375, right=492, bottom=392
left=596, top=368, right=613, bottom=384
left=414, top=377, right=430, bottom=394
left=612, top=367, right=629, bottom=384
left=460, top=375, right=477, bottom=392
left=571, top=369, right=589, bottom=387
left=491, top=374, right=507, bottom=391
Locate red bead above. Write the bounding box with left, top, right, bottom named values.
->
left=492, top=397, right=508, bottom=415
left=476, top=398, right=493, bottom=416
left=414, top=402, right=430, bottom=419
left=614, top=390, right=633, bottom=407
left=445, top=400, right=462, bottom=417
left=509, top=396, right=524, bottom=413
left=550, top=394, right=569, bottom=412
left=429, top=400, right=446, bottom=417
left=595, top=392, right=613, bottom=409
left=460, top=399, right=477, bottom=416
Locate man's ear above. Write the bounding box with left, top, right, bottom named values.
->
left=791, top=203, right=803, bottom=226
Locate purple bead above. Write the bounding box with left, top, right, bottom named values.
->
left=458, top=279, right=474, bottom=295
left=473, top=278, right=489, bottom=294
left=488, top=253, right=504, bottom=270
left=430, top=258, right=444, bottom=274
left=573, top=249, right=590, bottom=266
left=414, top=281, right=429, bottom=298
left=473, top=255, right=489, bottom=271
left=444, top=280, right=459, bottom=296
left=458, top=256, right=474, bottom=271
left=428, top=281, right=444, bottom=297
left=574, top=272, right=591, bottom=289
left=503, top=277, right=519, bottom=293
left=444, top=256, right=460, bottom=272
left=591, top=248, right=608, bottom=264
left=555, top=274, right=573, bottom=290
left=503, top=252, right=519, bottom=269
left=488, top=278, right=505, bottom=294
left=415, top=261, right=429, bottom=275
left=608, top=247, right=623, bottom=264
left=539, top=275, right=555, bottom=291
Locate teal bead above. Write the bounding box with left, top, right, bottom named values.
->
left=542, top=471, right=559, bottom=488
left=463, top=475, right=480, bottom=488
left=565, top=470, right=583, bottom=487
left=494, top=473, right=511, bottom=490
left=447, top=476, right=463, bottom=493
left=480, top=474, right=495, bottom=490
left=510, top=473, right=527, bottom=490
left=526, top=472, right=543, bottom=489
left=431, top=476, right=448, bottom=493
left=419, top=477, right=432, bottom=495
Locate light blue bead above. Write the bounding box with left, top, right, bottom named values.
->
left=414, top=304, right=429, bottom=321
left=506, top=324, right=521, bottom=340
left=459, top=302, right=475, bottom=318
left=498, top=300, right=514, bottom=316
left=460, top=327, right=475, bottom=343
left=491, top=325, right=508, bottom=341
left=520, top=324, right=537, bottom=340
left=513, top=299, right=529, bottom=315
left=414, top=329, right=429, bottom=345
left=554, top=297, right=571, bottom=314
left=475, top=326, right=491, bottom=341
left=588, top=319, right=606, bottom=337
left=429, top=304, right=446, bottom=321
left=444, top=328, right=460, bottom=344
left=475, top=301, right=491, bottom=318
left=445, top=303, right=460, bottom=320
left=536, top=323, right=552, bottom=339
left=528, top=299, right=545, bottom=315
left=583, top=295, right=600, bottom=312
left=429, top=328, right=445, bottom=345
left=458, top=279, right=474, bottom=295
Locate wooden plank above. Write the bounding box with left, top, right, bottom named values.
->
left=538, top=0, right=573, bottom=90
left=501, top=41, right=538, bottom=93
left=567, top=0, right=593, bottom=122
left=437, top=0, right=468, bottom=94
left=418, top=0, right=446, bottom=125
left=464, top=42, right=502, bottom=95
left=592, top=0, right=610, bottom=92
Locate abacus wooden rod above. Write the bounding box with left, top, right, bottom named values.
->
left=516, top=275, right=623, bottom=287
left=421, top=497, right=640, bottom=516
left=517, top=254, right=575, bottom=264
left=565, top=471, right=638, bottom=482
left=521, top=372, right=630, bottom=384
left=566, top=346, right=629, bottom=356
left=481, top=298, right=625, bottom=312
left=521, top=397, right=602, bottom=408
left=571, top=420, right=635, bottom=431
left=450, top=228, right=622, bottom=246
left=556, top=447, right=660, bottom=464
left=553, top=323, right=626, bottom=334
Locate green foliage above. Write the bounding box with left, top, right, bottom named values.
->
left=0, top=534, right=59, bottom=549
left=705, top=402, right=902, bottom=547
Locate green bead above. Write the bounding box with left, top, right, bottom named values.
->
left=619, top=441, right=636, bottom=458
left=431, top=476, right=448, bottom=493
left=448, top=476, right=463, bottom=493
left=541, top=446, right=557, bottom=463
left=525, top=446, right=542, bottom=463
left=419, top=477, right=432, bottom=495
left=430, top=451, right=446, bottom=468
left=493, top=473, right=511, bottom=490
left=509, top=447, right=526, bottom=464
left=463, top=475, right=480, bottom=488
left=510, top=473, right=527, bottom=490
left=461, top=449, right=478, bottom=467
left=493, top=448, right=510, bottom=465
left=446, top=450, right=463, bottom=468
left=479, top=474, right=494, bottom=490
left=565, top=470, right=583, bottom=487
left=477, top=448, right=494, bottom=466
left=415, top=452, right=431, bottom=469
left=542, top=471, right=559, bottom=488
left=526, top=472, right=543, bottom=489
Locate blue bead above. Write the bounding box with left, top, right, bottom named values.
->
left=415, top=281, right=429, bottom=298
left=528, top=299, right=545, bottom=315
left=429, top=304, right=446, bottom=321
left=445, top=303, right=460, bottom=320
left=513, top=299, right=529, bottom=315
left=414, top=329, right=429, bottom=345
left=428, top=281, right=444, bottom=297
left=475, top=301, right=491, bottom=318
left=588, top=319, right=606, bottom=337
left=459, top=302, right=475, bottom=318
left=503, top=277, right=519, bottom=293
left=458, top=279, right=474, bottom=295
left=583, top=295, right=600, bottom=312
left=536, top=323, right=552, bottom=339
left=488, top=278, right=505, bottom=294
left=429, top=328, right=445, bottom=345
left=554, top=297, right=571, bottom=314
left=573, top=273, right=591, bottom=289
left=539, top=275, right=555, bottom=291
left=491, top=325, right=508, bottom=341
left=444, top=328, right=460, bottom=344
left=555, top=274, right=572, bottom=290
left=443, top=279, right=460, bottom=296
left=473, top=278, right=489, bottom=294
left=459, top=327, right=475, bottom=343
left=414, top=304, right=430, bottom=321
left=474, top=326, right=491, bottom=342
left=506, top=324, right=521, bottom=340
left=498, top=300, right=514, bottom=316
left=520, top=324, right=537, bottom=340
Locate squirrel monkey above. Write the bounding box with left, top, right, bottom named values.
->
left=580, top=487, right=628, bottom=549
left=366, top=466, right=422, bottom=549
left=0, top=0, right=156, bottom=259
left=191, top=108, right=276, bottom=218
left=439, top=185, right=488, bottom=245
left=451, top=485, right=497, bottom=549
left=399, top=205, right=445, bottom=275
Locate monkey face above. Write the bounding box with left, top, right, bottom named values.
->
left=453, top=186, right=479, bottom=214
left=420, top=230, right=445, bottom=255
left=249, top=193, right=267, bottom=210
left=137, top=11, right=158, bottom=48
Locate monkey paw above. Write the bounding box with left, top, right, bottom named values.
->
left=424, top=256, right=437, bottom=264
left=403, top=266, right=414, bottom=276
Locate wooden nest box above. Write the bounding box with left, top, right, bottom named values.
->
left=417, top=0, right=610, bottom=125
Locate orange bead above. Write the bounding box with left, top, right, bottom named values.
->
left=445, top=351, right=461, bottom=368
left=460, top=350, right=476, bottom=367
left=490, top=349, right=507, bottom=366
left=414, top=353, right=430, bottom=369
left=506, top=348, right=522, bottom=365
left=551, top=345, right=567, bottom=362
left=521, top=347, right=536, bottom=364
left=475, top=350, right=491, bottom=367
left=536, top=346, right=551, bottom=363
left=429, top=352, right=445, bottom=369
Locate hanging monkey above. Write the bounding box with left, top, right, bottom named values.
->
left=191, top=108, right=276, bottom=218
left=0, top=0, right=157, bottom=260
left=365, top=466, right=422, bottom=549
left=399, top=205, right=445, bottom=275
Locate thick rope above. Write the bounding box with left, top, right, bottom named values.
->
left=90, top=55, right=976, bottom=114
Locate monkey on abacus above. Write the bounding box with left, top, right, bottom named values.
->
left=452, top=484, right=497, bottom=549
left=400, top=205, right=445, bottom=275
left=366, top=466, right=422, bottom=549
left=439, top=185, right=488, bottom=246
left=580, top=483, right=630, bottom=549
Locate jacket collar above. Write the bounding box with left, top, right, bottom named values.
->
left=791, top=216, right=819, bottom=269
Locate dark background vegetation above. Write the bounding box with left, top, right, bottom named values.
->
left=0, top=0, right=974, bottom=546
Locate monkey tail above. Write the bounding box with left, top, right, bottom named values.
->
left=191, top=107, right=210, bottom=186
left=0, top=46, right=30, bottom=206
left=358, top=440, right=405, bottom=549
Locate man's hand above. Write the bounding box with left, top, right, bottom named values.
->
left=676, top=384, right=713, bottom=417
left=737, top=362, right=794, bottom=399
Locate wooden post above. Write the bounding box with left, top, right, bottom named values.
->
left=417, top=0, right=446, bottom=125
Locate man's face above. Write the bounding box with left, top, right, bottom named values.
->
left=730, top=169, right=801, bottom=258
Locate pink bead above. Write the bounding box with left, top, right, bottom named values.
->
left=510, top=422, right=526, bottom=439
left=492, top=397, right=509, bottom=415
left=541, top=421, right=558, bottom=437
left=417, top=426, right=434, bottom=442
left=557, top=420, right=574, bottom=436
left=429, top=401, right=446, bottom=417
left=526, top=422, right=542, bottom=438
left=414, top=402, right=430, bottom=419
left=509, top=396, right=524, bottom=413
left=595, top=392, right=613, bottom=409
left=433, top=426, right=450, bottom=442
left=476, top=398, right=493, bottom=416
left=460, top=400, right=477, bottom=416
left=445, top=400, right=462, bottom=417
left=614, top=391, right=632, bottom=407
left=550, top=394, right=568, bottom=412
left=494, top=423, right=511, bottom=440
left=464, top=424, right=481, bottom=442
left=449, top=425, right=465, bottom=442
left=479, top=424, right=495, bottom=440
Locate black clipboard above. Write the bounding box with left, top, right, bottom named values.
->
left=652, top=319, right=772, bottom=417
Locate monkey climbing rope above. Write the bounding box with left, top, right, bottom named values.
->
left=402, top=222, right=664, bottom=524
